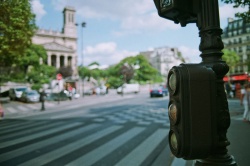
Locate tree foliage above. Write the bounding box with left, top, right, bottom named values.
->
left=221, top=0, right=250, bottom=22
left=77, top=55, right=161, bottom=88
left=222, top=49, right=240, bottom=73
left=57, top=66, right=73, bottom=78
left=0, top=0, right=37, bottom=66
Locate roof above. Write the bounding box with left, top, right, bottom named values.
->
left=42, top=42, right=74, bottom=53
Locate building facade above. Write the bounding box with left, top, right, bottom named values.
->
left=222, top=18, right=250, bottom=74
left=140, top=47, right=184, bottom=78
left=32, top=6, right=78, bottom=76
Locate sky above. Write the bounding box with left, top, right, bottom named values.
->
left=31, top=0, right=248, bottom=67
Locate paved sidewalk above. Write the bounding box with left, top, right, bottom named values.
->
left=225, top=98, right=250, bottom=166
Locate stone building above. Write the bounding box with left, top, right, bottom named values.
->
left=222, top=18, right=250, bottom=74
left=32, top=6, right=78, bottom=77
left=140, top=47, right=184, bottom=78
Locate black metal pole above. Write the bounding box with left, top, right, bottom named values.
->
left=195, top=0, right=237, bottom=165
left=41, top=90, right=45, bottom=111
left=81, top=22, right=86, bottom=98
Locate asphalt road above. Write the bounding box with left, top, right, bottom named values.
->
left=0, top=92, right=249, bottom=166
left=0, top=92, right=177, bottom=166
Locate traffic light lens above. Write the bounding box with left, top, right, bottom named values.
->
left=169, top=72, right=176, bottom=92
left=169, top=103, right=177, bottom=123
left=170, top=132, right=178, bottom=151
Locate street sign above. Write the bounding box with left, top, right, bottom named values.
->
left=57, top=73, right=62, bottom=80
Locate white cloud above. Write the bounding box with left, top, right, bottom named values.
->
left=178, top=46, right=201, bottom=63
left=219, top=4, right=248, bottom=20
left=83, top=42, right=138, bottom=66
left=50, top=0, right=180, bottom=32
left=31, top=0, right=46, bottom=21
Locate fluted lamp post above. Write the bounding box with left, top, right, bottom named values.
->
left=153, top=0, right=237, bottom=165
left=81, top=22, right=86, bottom=97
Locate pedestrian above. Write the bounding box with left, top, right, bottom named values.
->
left=225, top=82, right=231, bottom=98
left=231, top=83, right=236, bottom=98
left=40, top=90, right=46, bottom=111
left=240, top=83, right=250, bottom=122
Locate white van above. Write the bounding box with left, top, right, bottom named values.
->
left=117, top=84, right=140, bottom=94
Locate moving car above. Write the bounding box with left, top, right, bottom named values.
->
left=9, top=86, right=28, bottom=100
left=20, top=90, right=40, bottom=103
left=150, top=85, right=168, bottom=97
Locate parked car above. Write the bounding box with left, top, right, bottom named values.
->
left=117, top=84, right=140, bottom=94
left=9, top=86, right=28, bottom=100
left=150, top=85, right=168, bottom=97
left=20, top=90, right=40, bottom=103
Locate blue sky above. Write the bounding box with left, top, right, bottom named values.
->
left=31, top=0, right=247, bottom=67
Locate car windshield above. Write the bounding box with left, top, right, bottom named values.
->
left=16, top=88, right=27, bottom=92
left=27, top=91, right=37, bottom=95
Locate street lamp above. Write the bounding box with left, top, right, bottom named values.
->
left=81, top=22, right=86, bottom=97
left=153, top=0, right=237, bottom=165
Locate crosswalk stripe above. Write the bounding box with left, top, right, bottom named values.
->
left=66, top=127, right=145, bottom=166
left=0, top=122, right=82, bottom=148
left=17, top=105, right=28, bottom=112
left=0, top=121, right=49, bottom=136
left=5, top=107, right=17, bottom=113
left=19, top=125, right=123, bottom=166
left=50, top=109, right=90, bottom=119
left=25, top=104, right=37, bottom=109
left=116, top=128, right=168, bottom=166
left=0, top=123, right=101, bottom=162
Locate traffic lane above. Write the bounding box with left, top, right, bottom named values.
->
left=0, top=96, right=171, bottom=166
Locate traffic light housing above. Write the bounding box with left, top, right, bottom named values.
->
left=167, top=64, right=217, bottom=159
left=153, top=0, right=199, bottom=26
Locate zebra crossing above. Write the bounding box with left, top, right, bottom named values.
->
left=3, top=102, right=57, bottom=114
left=2, top=94, right=136, bottom=116
left=0, top=120, right=169, bottom=165
left=0, top=95, right=193, bottom=166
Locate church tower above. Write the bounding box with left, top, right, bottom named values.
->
left=62, top=6, right=77, bottom=37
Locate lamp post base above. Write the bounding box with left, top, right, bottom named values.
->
left=195, top=154, right=237, bottom=166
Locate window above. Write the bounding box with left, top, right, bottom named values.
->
left=239, top=20, right=243, bottom=27
left=233, top=30, right=237, bottom=36
left=239, top=38, right=242, bottom=43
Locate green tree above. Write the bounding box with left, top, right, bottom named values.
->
left=0, top=0, right=37, bottom=67
left=106, top=55, right=160, bottom=87
left=20, top=44, right=47, bottom=74
left=222, top=49, right=240, bottom=74
left=57, top=66, right=73, bottom=78
left=28, top=65, right=57, bottom=90
left=221, top=0, right=250, bottom=22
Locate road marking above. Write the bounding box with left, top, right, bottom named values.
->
left=0, top=123, right=102, bottom=162
left=25, top=104, right=37, bottom=109
left=66, top=127, right=145, bottom=166
left=19, top=125, right=123, bottom=166
left=50, top=109, right=90, bottom=119
left=5, top=107, right=17, bottom=113
left=17, top=105, right=28, bottom=112
left=116, top=128, right=168, bottom=166
left=0, top=122, right=82, bottom=148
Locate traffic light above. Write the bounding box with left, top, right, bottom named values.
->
left=153, top=0, right=199, bottom=26
left=167, top=64, right=217, bottom=159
